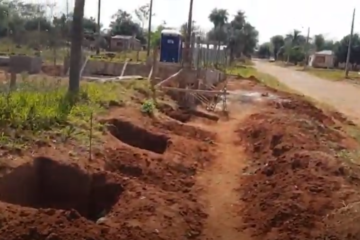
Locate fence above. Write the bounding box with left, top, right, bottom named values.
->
left=190, top=32, right=228, bottom=68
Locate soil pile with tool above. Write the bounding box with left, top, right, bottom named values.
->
left=236, top=88, right=360, bottom=240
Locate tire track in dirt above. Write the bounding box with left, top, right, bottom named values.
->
left=192, top=111, right=254, bottom=240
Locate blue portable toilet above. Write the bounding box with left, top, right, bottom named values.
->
left=160, top=29, right=182, bottom=63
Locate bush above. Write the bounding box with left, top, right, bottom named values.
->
left=141, top=100, right=155, bottom=116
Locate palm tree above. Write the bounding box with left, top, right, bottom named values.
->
left=283, top=29, right=304, bottom=62
left=208, top=8, right=229, bottom=52
left=227, top=11, right=246, bottom=62
left=208, top=8, right=228, bottom=28
left=285, top=29, right=305, bottom=46
left=270, top=35, right=284, bottom=60
left=68, top=0, right=85, bottom=93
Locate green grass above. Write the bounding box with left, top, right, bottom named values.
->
left=0, top=74, right=152, bottom=149
left=225, top=66, right=295, bottom=92
left=300, top=68, right=360, bottom=81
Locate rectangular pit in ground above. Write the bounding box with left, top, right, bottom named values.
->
left=0, top=157, right=123, bottom=221
left=106, top=118, right=170, bottom=154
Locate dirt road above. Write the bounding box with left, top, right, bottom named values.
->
left=192, top=111, right=253, bottom=240
left=254, top=60, right=360, bottom=123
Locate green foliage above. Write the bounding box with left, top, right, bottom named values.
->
left=225, top=66, right=294, bottom=92
left=0, top=76, right=124, bottom=146
left=109, top=9, right=146, bottom=44
left=141, top=100, right=155, bottom=115
left=258, top=42, right=271, bottom=58
left=206, top=9, right=259, bottom=62
left=266, top=30, right=360, bottom=66
left=0, top=0, right=98, bottom=43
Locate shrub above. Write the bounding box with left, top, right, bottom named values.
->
left=141, top=100, right=155, bottom=116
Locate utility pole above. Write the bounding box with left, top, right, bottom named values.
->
left=37, top=3, right=41, bottom=33
left=185, top=0, right=194, bottom=67
left=303, top=27, right=310, bottom=70
left=96, top=0, right=101, bottom=54
left=6, top=10, right=9, bottom=38
left=345, top=8, right=356, bottom=78
left=146, top=0, right=153, bottom=57
left=66, top=0, right=69, bottom=16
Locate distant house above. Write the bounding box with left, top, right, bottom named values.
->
left=110, top=35, right=141, bottom=52
left=308, top=50, right=335, bottom=68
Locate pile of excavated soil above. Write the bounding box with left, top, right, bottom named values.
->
left=236, top=97, right=360, bottom=240
left=41, top=65, right=63, bottom=76
left=0, top=113, right=216, bottom=240
left=157, top=102, right=219, bottom=123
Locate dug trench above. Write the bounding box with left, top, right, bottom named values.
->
left=2, top=74, right=360, bottom=240
left=0, top=112, right=217, bottom=240
left=0, top=157, right=123, bottom=222
left=103, top=117, right=216, bottom=193
left=232, top=77, right=360, bottom=240
left=106, top=118, right=170, bottom=154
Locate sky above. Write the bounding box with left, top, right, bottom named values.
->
left=31, top=0, right=359, bottom=43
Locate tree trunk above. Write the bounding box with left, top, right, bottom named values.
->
left=68, top=0, right=85, bottom=93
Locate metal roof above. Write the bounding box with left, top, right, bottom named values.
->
left=315, top=50, right=333, bottom=55
left=161, top=29, right=182, bottom=36
left=111, top=35, right=133, bottom=39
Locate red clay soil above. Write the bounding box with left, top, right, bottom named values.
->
left=0, top=110, right=217, bottom=240
left=236, top=101, right=360, bottom=240
left=41, top=65, right=63, bottom=76
left=157, top=102, right=219, bottom=124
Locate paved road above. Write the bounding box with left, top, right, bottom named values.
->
left=254, top=60, right=360, bottom=123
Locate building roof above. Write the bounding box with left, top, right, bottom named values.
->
left=111, top=35, right=133, bottom=40
left=161, top=29, right=182, bottom=36
left=315, top=50, right=333, bottom=55
left=111, top=35, right=140, bottom=42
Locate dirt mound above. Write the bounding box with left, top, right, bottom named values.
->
left=157, top=103, right=219, bottom=123
left=103, top=146, right=198, bottom=192
left=0, top=204, right=119, bottom=240
left=41, top=65, right=63, bottom=76
left=236, top=108, right=360, bottom=240
left=237, top=111, right=352, bottom=161
left=270, top=95, right=356, bottom=127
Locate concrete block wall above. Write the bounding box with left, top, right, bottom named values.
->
left=82, top=60, right=183, bottom=81
left=9, top=56, right=42, bottom=74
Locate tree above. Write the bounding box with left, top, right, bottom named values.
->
left=241, top=23, right=258, bottom=56
left=313, top=34, right=325, bottom=51
left=257, top=42, right=271, bottom=58
left=134, top=4, right=150, bottom=30
left=150, top=21, right=166, bottom=48
left=208, top=8, right=229, bottom=46
left=270, top=35, right=284, bottom=60
left=225, top=10, right=258, bottom=62
left=68, top=0, right=85, bottom=93
left=109, top=9, right=146, bottom=44
left=282, top=30, right=305, bottom=63
left=285, top=29, right=305, bottom=46
left=335, top=34, right=360, bottom=64
left=180, top=21, right=199, bottom=40
left=208, top=8, right=228, bottom=28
